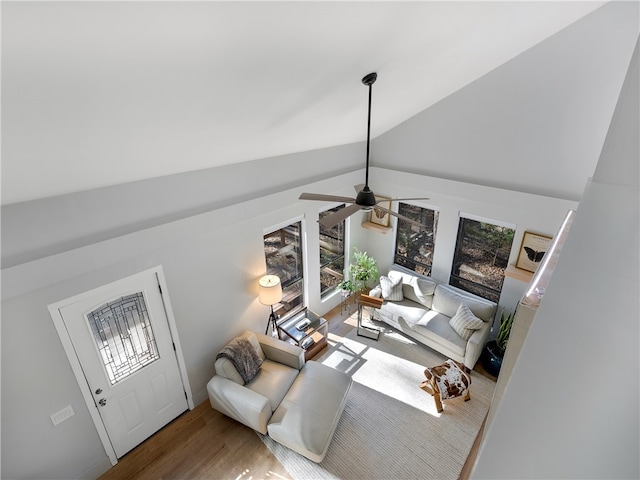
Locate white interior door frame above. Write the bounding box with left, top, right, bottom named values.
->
left=48, top=265, right=194, bottom=465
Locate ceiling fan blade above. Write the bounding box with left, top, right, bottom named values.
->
left=299, top=193, right=356, bottom=203
left=318, top=203, right=365, bottom=228
left=374, top=205, right=425, bottom=228
left=384, top=197, right=431, bottom=203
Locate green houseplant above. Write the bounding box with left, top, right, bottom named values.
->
left=495, top=309, right=515, bottom=355
left=337, top=249, right=379, bottom=295
left=337, top=279, right=356, bottom=294
left=481, top=309, right=515, bottom=377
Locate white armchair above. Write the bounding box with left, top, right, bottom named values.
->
left=207, top=330, right=352, bottom=463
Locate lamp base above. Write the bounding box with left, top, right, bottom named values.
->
left=265, top=308, right=279, bottom=338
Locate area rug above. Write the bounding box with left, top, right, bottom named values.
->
left=259, top=320, right=496, bottom=480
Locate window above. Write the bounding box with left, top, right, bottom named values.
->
left=394, top=203, right=439, bottom=275
left=319, top=205, right=346, bottom=297
left=450, top=216, right=515, bottom=303
left=264, top=221, right=304, bottom=319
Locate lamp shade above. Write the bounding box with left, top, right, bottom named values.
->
left=258, top=275, right=282, bottom=306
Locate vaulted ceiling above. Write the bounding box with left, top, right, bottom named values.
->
left=2, top=1, right=605, bottom=205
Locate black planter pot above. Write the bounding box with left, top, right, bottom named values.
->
left=481, top=340, right=504, bottom=377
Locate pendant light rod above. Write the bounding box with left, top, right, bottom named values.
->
left=362, top=72, right=377, bottom=189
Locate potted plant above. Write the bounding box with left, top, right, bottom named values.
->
left=482, top=309, right=515, bottom=377
left=338, top=249, right=379, bottom=297
left=337, top=279, right=356, bottom=294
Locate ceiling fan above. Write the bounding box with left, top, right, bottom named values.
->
left=299, top=72, right=429, bottom=229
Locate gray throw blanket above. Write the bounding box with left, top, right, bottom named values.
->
left=216, top=337, right=263, bottom=384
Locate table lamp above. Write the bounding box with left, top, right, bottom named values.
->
left=258, top=275, right=282, bottom=337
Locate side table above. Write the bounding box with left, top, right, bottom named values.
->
left=278, top=309, right=328, bottom=360
left=357, top=294, right=384, bottom=340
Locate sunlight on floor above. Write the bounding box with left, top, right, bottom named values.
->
left=266, top=471, right=291, bottom=479
left=378, top=326, right=417, bottom=345
left=322, top=329, right=444, bottom=417
left=234, top=468, right=290, bottom=480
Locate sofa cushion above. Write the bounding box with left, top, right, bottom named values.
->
left=268, top=361, right=352, bottom=463
left=379, top=298, right=428, bottom=326
left=256, top=333, right=304, bottom=369
left=413, top=311, right=467, bottom=357
left=388, top=270, right=436, bottom=308
left=449, top=303, right=484, bottom=340
left=380, top=275, right=403, bottom=301
left=247, top=359, right=299, bottom=412
left=432, top=284, right=496, bottom=322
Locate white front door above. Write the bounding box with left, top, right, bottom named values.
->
left=56, top=269, right=188, bottom=458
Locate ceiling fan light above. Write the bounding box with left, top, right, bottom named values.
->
left=355, top=187, right=376, bottom=207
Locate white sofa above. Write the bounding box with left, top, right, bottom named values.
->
left=369, top=269, right=497, bottom=370
left=207, top=331, right=352, bottom=463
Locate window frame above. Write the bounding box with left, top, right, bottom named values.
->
left=318, top=204, right=347, bottom=299
left=263, top=216, right=307, bottom=322
left=449, top=213, right=515, bottom=303
left=392, top=202, right=439, bottom=277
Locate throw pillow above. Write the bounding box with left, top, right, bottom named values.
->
left=449, top=303, right=484, bottom=341
left=412, top=277, right=437, bottom=307
left=380, top=275, right=403, bottom=301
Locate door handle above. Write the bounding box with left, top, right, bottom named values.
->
left=98, top=398, right=107, bottom=407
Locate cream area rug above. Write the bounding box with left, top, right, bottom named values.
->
left=259, top=321, right=496, bottom=480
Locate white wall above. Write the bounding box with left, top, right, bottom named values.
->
left=0, top=143, right=364, bottom=268
left=373, top=1, right=638, bottom=202
left=360, top=167, right=576, bottom=318
left=2, top=4, right=636, bottom=479
left=472, top=37, right=639, bottom=479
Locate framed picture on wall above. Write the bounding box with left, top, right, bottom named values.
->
left=370, top=196, right=391, bottom=227
left=516, top=231, right=553, bottom=273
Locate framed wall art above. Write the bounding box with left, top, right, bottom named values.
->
left=370, top=196, right=391, bottom=227
left=516, top=231, right=553, bottom=273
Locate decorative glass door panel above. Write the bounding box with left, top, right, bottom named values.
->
left=87, top=293, right=160, bottom=385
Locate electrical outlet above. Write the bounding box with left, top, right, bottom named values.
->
left=50, top=405, right=75, bottom=426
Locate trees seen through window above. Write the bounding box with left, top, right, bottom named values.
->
left=450, top=217, right=514, bottom=303
left=319, top=205, right=346, bottom=297
left=394, top=203, right=438, bottom=276
left=263, top=221, right=304, bottom=319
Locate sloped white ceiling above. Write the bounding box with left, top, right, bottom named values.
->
left=1, top=1, right=605, bottom=204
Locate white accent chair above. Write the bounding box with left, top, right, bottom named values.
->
left=207, top=331, right=352, bottom=463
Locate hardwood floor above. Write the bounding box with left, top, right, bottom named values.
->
left=99, top=303, right=495, bottom=479
left=98, top=400, right=291, bottom=480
